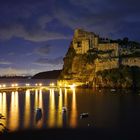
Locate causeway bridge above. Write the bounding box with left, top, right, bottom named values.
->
left=0, top=85, right=73, bottom=92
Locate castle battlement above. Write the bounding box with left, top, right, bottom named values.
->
left=72, top=29, right=119, bottom=57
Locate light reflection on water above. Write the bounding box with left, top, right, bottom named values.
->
left=0, top=88, right=77, bottom=132
left=57, top=88, right=63, bottom=127
left=0, top=88, right=140, bottom=132
left=9, top=91, right=19, bottom=131
left=48, top=89, right=55, bottom=127
left=24, top=90, right=30, bottom=128
left=70, top=88, right=77, bottom=128
left=33, top=89, right=44, bottom=128
left=0, top=92, right=7, bottom=128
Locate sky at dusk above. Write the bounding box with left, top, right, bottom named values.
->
left=0, top=0, right=140, bottom=76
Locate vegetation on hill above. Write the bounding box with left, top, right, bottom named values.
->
left=96, top=66, right=140, bottom=88
left=110, top=37, right=140, bottom=48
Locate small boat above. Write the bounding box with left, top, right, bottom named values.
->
left=110, top=89, right=116, bottom=92
left=62, top=107, right=67, bottom=113
left=80, top=113, right=89, bottom=119
left=99, top=89, right=102, bottom=92
left=35, top=108, right=42, bottom=122
left=35, top=108, right=42, bottom=113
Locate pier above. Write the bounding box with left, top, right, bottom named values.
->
left=0, top=86, right=56, bottom=91
left=0, top=83, right=75, bottom=91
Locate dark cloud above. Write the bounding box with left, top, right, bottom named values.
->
left=35, top=44, right=51, bottom=56
left=0, top=23, right=70, bottom=42
left=0, top=0, right=139, bottom=41
left=0, top=0, right=70, bottom=42
left=53, top=0, right=140, bottom=40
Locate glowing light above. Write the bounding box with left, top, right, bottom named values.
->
left=9, top=91, right=19, bottom=131
left=0, top=85, right=1, bottom=88
left=26, top=83, right=30, bottom=86
left=34, top=89, right=39, bottom=108
left=34, top=89, right=43, bottom=128
left=0, top=92, right=7, bottom=131
left=37, top=89, right=43, bottom=128
left=48, top=89, right=55, bottom=127
left=59, top=83, right=62, bottom=87
left=39, top=83, right=42, bottom=86
left=35, top=83, right=38, bottom=86
left=57, top=88, right=63, bottom=127
left=2, top=84, right=6, bottom=87
left=70, top=88, right=77, bottom=128
left=64, top=88, right=68, bottom=107
left=69, top=83, right=76, bottom=89
left=11, top=84, right=14, bottom=87
left=15, top=84, right=18, bottom=87
left=50, top=83, right=54, bottom=86
left=24, top=90, right=30, bottom=128
left=64, top=84, right=67, bottom=87
left=11, top=84, right=18, bottom=87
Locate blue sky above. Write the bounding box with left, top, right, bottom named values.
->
left=0, top=0, right=140, bottom=76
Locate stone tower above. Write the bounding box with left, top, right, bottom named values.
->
left=72, top=29, right=99, bottom=54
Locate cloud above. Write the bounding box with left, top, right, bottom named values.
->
left=0, top=67, right=27, bottom=76
left=0, top=60, right=12, bottom=65
left=0, top=0, right=140, bottom=42
left=35, top=44, right=51, bottom=55
left=0, top=1, right=70, bottom=42
left=38, top=15, right=54, bottom=29
left=0, top=23, right=70, bottom=42
left=7, top=52, right=15, bottom=56
left=52, top=2, right=119, bottom=36
left=52, top=0, right=140, bottom=40
left=34, top=56, right=63, bottom=66
left=0, top=67, right=52, bottom=76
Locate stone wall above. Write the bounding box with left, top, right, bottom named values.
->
left=73, top=29, right=119, bottom=58
left=73, top=29, right=96, bottom=54
left=97, top=43, right=119, bottom=57
left=74, top=28, right=95, bottom=39
left=122, top=57, right=140, bottom=67
left=95, top=58, right=119, bottom=72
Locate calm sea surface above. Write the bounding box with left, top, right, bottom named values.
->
left=0, top=79, right=140, bottom=132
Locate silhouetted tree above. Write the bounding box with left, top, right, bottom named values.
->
left=123, top=37, right=129, bottom=46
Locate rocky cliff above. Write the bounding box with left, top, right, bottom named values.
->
left=59, top=29, right=140, bottom=88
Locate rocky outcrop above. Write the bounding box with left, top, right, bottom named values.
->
left=59, top=29, right=140, bottom=88
left=95, top=66, right=140, bottom=88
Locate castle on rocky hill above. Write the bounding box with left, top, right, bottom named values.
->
left=59, top=29, right=140, bottom=87
left=72, top=29, right=140, bottom=72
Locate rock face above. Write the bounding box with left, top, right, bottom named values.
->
left=59, top=29, right=140, bottom=88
